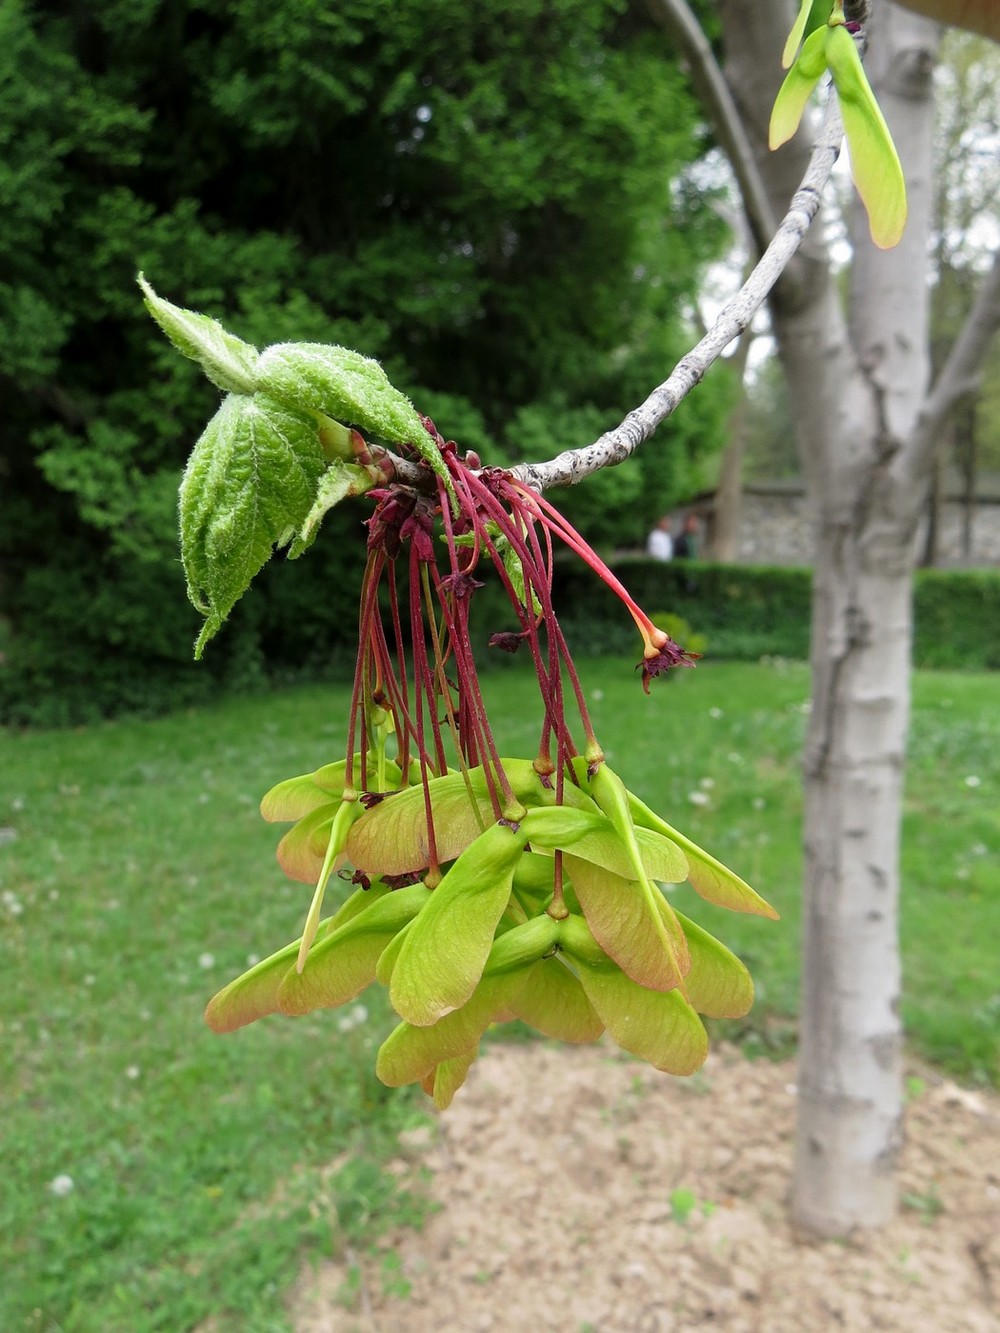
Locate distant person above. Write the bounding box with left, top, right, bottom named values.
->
left=674, top=512, right=700, bottom=559
left=646, top=515, right=674, bottom=561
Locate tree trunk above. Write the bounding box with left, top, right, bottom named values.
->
left=719, top=0, right=940, bottom=1234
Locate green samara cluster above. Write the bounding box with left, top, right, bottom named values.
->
left=206, top=752, right=777, bottom=1109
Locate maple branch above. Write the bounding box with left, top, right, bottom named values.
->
left=509, top=95, right=844, bottom=495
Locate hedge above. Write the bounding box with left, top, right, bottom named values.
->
left=2, top=558, right=997, bottom=725
left=551, top=559, right=1000, bottom=672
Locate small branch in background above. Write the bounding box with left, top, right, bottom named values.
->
left=644, top=0, right=779, bottom=256
left=911, top=245, right=1000, bottom=474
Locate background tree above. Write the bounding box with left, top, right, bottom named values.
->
left=651, top=0, right=1000, bottom=1234
left=0, top=0, right=732, bottom=723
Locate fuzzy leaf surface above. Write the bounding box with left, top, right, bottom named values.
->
left=179, top=392, right=326, bottom=655
left=139, top=275, right=258, bottom=394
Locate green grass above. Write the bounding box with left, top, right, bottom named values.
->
left=2, top=658, right=998, bottom=1330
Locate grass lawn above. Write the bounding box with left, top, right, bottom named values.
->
left=2, top=657, right=997, bottom=1331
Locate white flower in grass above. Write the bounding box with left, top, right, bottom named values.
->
left=688, top=791, right=710, bottom=807
left=48, top=1174, right=74, bottom=1197
left=964, top=775, right=981, bottom=788
left=198, top=952, right=216, bottom=970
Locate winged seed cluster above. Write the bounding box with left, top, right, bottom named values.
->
left=141, top=277, right=777, bottom=1109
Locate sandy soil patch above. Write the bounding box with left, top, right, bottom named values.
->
left=290, top=1041, right=1000, bottom=1333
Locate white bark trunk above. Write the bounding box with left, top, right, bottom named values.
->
left=717, top=0, right=939, bottom=1234
left=792, top=4, right=940, bottom=1235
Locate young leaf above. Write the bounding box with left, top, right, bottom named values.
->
left=287, top=459, right=374, bottom=558
left=769, top=25, right=829, bottom=149
left=256, top=343, right=424, bottom=445
left=560, top=915, right=708, bottom=1076
left=255, top=342, right=454, bottom=497
left=826, top=23, right=907, bottom=249
left=627, top=793, right=779, bottom=919
left=563, top=853, right=689, bottom=992
left=179, top=392, right=326, bottom=656
left=138, top=275, right=258, bottom=395
left=276, top=883, right=432, bottom=1015
left=389, top=820, right=529, bottom=1026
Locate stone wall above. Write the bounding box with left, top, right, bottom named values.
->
left=724, top=481, right=1000, bottom=568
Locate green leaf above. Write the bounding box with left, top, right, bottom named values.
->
left=389, top=820, right=529, bottom=1025
left=628, top=793, right=779, bottom=919
left=768, top=25, right=829, bottom=150
left=826, top=24, right=907, bottom=249
left=138, top=275, right=258, bottom=395
left=277, top=883, right=432, bottom=1015
left=179, top=392, right=326, bottom=656
left=560, top=915, right=708, bottom=1076
left=672, top=909, right=755, bottom=1019
left=507, top=955, right=604, bottom=1043
left=288, top=459, right=374, bottom=557
left=563, top=853, right=688, bottom=992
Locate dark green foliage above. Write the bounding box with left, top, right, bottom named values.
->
left=0, top=0, right=733, bottom=722
left=549, top=559, right=1000, bottom=670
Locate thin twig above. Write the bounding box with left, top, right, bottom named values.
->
left=509, top=94, right=844, bottom=493
left=377, top=93, right=844, bottom=497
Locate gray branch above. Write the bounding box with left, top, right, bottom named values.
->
left=510, top=97, right=844, bottom=495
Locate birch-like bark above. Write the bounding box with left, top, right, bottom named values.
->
left=714, top=0, right=940, bottom=1233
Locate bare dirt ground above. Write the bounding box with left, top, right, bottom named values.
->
left=290, top=1040, right=1000, bottom=1333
